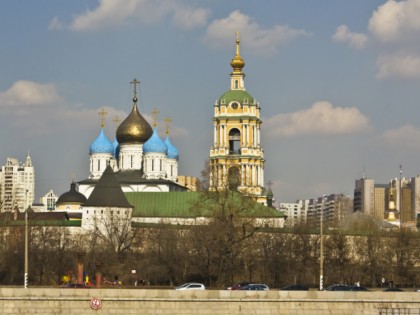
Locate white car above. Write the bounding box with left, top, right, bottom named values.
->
left=175, top=282, right=206, bottom=290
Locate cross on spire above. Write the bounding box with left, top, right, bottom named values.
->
left=267, top=180, right=273, bottom=190
left=112, top=116, right=121, bottom=131
left=235, top=31, right=240, bottom=55
left=151, top=108, right=160, bottom=127
left=165, top=116, right=172, bottom=135
left=98, top=108, right=108, bottom=128
left=130, top=78, right=140, bottom=99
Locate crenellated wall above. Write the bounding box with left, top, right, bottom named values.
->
left=0, top=288, right=419, bottom=315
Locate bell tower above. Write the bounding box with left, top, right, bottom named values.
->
left=209, top=33, right=266, bottom=202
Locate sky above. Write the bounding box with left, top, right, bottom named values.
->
left=1, top=0, right=420, bottom=204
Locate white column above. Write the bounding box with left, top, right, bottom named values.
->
left=223, top=125, right=229, bottom=147
left=214, top=123, right=217, bottom=146
left=253, top=125, right=256, bottom=146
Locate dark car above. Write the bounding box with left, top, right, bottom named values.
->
left=326, top=284, right=368, bottom=291
left=281, top=284, right=309, bottom=291
left=383, top=287, right=404, bottom=292
left=227, top=282, right=250, bottom=290
left=241, top=284, right=269, bottom=291
left=67, top=283, right=89, bottom=288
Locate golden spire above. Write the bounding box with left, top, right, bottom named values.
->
left=151, top=108, right=159, bottom=127
left=98, top=108, right=108, bottom=128
left=231, top=32, right=245, bottom=73
left=164, top=116, right=172, bottom=135
left=236, top=31, right=240, bottom=55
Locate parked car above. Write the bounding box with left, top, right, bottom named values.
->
left=175, top=282, right=206, bottom=290
left=227, top=282, right=250, bottom=290
left=241, top=284, right=269, bottom=291
left=325, top=284, right=368, bottom=291
left=280, top=284, right=309, bottom=291
left=383, top=287, right=404, bottom=292
left=67, top=283, right=89, bottom=288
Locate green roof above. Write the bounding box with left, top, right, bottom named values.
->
left=125, top=191, right=284, bottom=218
left=5, top=220, right=81, bottom=227
left=218, top=90, right=255, bottom=105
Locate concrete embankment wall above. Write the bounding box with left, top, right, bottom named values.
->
left=0, top=288, right=419, bottom=315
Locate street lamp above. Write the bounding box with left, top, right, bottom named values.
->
left=399, top=165, right=402, bottom=229
left=319, top=196, right=325, bottom=291
left=24, top=205, right=29, bottom=289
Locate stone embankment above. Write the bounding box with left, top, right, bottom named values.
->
left=0, top=287, right=419, bottom=314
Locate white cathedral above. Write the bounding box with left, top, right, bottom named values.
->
left=78, top=79, right=186, bottom=199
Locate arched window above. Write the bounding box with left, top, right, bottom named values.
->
left=235, top=80, right=238, bottom=89
left=228, top=128, right=241, bottom=154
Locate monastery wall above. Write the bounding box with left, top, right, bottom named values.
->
left=0, top=288, right=419, bottom=315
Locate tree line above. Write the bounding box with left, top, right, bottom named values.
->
left=0, top=190, right=418, bottom=289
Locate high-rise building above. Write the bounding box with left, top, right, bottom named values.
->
left=307, top=194, right=352, bottom=227
left=0, top=154, right=35, bottom=212
left=209, top=33, right=267, bottom=204
left=280, top=200, right=309, bottom=226
left=354, top=177, right=375, bottom=215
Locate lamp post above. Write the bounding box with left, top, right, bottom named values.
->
left=319, top=196, right=324, bottom=291
left=399, top=165, right=402, bottom=229
left=24, top=206, right=28, bottom=289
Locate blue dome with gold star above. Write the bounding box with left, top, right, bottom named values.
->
left=165, top=136, right=179, bottom=159
left=143, top=128, right=168, bottom=154
left=89, top=129, right=114, bottom=154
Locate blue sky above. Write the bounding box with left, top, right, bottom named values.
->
left=1, top=0, right=420, bottom=204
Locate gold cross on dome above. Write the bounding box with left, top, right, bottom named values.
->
left=164, top=116, right=172, bottom=135
left=98, top=108, right=108, bottom=128
left=112, top=116, right=121, bottom=131
left=151, top=108, right=160, bottom=127
left=130, top=78, right=140, bottom=98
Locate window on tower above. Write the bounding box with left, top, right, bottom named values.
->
left=228, top=128, right=241, bottom=155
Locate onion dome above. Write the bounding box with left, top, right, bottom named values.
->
left=143, top=128, right=168, bottom=153
left=230, top=33, right=245, bottom=73
left=56, top=181, right=87, bottom=206
left=116, top=98, right=153, bottom=145
left=165, top=136, right=179, bottom=159
left=89, top=129, right=114, bottom=154
left=219, top=90, right=254, bottom=105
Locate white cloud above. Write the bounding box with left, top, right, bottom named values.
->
left=332, top=25, right=368, bottom=50
left=376, top=53, right=420, bottom=79
left=204, top=10, right=308, bottom=55
left=0, top=81, right=61, bottom=107
left=368, top=0, right=420, bottom=42
left=383, top=124, right=420, bottom=149
left=48, top=16, right=64, bottom=31
left=172, top=6, right=210, bottom=30
left=69, top=0, right=208, bottom=31
left=265, top=101, right=370, bottom=137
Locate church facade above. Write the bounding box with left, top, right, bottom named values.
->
left=78, top=80, right=185, bottom=199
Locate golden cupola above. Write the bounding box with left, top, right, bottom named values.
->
left=116, top=79, right=153, bottom=144
left=230, top=32, right=245, bottom=73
